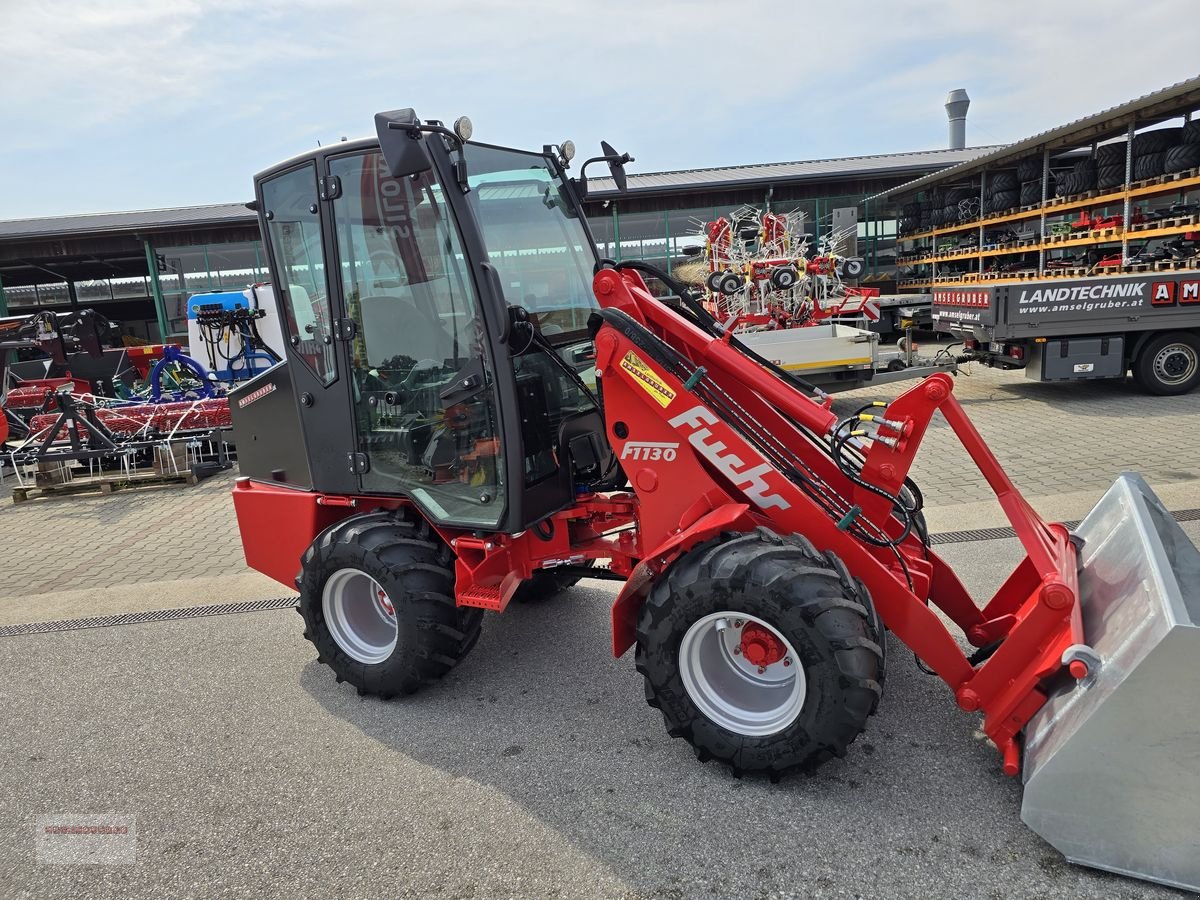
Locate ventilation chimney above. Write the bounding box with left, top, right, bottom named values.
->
left=945, top=89, right=970, bottom=150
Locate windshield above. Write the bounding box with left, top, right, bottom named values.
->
left=463, top=144, right=598, bottom=339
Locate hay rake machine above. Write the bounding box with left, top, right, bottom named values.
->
left=683, top=207, right=874, bottom=330
left=230, top=109, right=1200, bottom=892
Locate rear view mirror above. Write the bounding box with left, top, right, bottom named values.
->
left=374, top=108, right=434, bottom=178
left=601, top=140, right=631, bottom=193
left=574, top=141, right=635, bottom=198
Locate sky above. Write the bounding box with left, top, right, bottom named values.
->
left=1, top=0, right=1198, bottom=220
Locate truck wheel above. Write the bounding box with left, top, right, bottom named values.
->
left=298, top=509, right=483, bottom=698
left=636, top=528, right=883, bottom=778
left=1132, top=333, right=1200, bottom=395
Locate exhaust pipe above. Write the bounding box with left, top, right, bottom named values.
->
left=1021, top=473, right=1200, bottom=891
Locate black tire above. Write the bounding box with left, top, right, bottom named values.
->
left=1096, top=142, right=1128, bottom=167
left=770, top=264, right=800, bottom=290
left=1165, top=142, right=1200, bottom=173
left=1096, top=164, right=1126, bottom=190
left=1016, top=156, right=1042, bottom=182
left=1134, top=152, right=1165, bottom=181
left=1132, top=332, right=1200, bottom=396
left=988, top=172, right=1017, bottom=193
left=841, top=258, right=865, bottom=279
left=298, top=509, right=483, bottom=698
left=1056, top=172, right=1077, bottom=197
left=705, top=270, right=727, bottom=293
left=1184, top=119, right=1200, bottom=145
left=718, top=272, right=743, bottom=295
left=990, top=189, right=1018, bottom=211
left=1132, top=128, right=1182, bottom=155
left=635, top=528, right=883, bottom=778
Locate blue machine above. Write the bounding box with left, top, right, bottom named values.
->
left=186, top=288, right=282, bottom=383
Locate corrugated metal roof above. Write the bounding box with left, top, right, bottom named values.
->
left=585, top=145, right=999, bottom=197
left=868, top=75, right=1200, bottom=201
left=0, top=202, right=257, bottom=242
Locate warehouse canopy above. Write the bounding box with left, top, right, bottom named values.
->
left=585, top=146, right=998, bottom=198
left=868, top=75, right=1200, bottom=201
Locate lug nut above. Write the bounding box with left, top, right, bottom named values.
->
left=734, top=619, right=744, bottom=628
left=783, top=657, right=792, bottom=667
left=733, top=646, right=741, bottom=655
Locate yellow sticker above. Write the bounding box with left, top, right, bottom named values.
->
left=620, top=350, right=676, bottom=408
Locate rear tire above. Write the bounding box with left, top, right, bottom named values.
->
left=635, top=528, right=883, bottom=778
left=1132, top=332, right=1200, bottom=396
left=298, top=509, right=483, bottom=698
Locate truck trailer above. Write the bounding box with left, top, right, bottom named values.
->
left=933, top=272, right=1199, bottom=394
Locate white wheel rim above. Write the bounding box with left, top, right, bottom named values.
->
left=322, top=568, right=398, bottom=665
left=1152, top=343, right=1198, bottom=386
left=678, top=612, right=806, bottom=737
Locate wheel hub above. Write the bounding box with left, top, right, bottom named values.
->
left=321, top=568, right=399, bottom=665
left=1153, top=343, right=1198, bottom=385
left=739, top=623, right=787, bottom=668
left=677, top=612, right=806, bottom=737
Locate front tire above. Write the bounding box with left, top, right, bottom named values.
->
left=298, top=509, right=483, bottom=698
left=635, top=528, right=883, bottom=778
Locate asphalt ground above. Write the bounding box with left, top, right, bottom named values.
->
left=1, top=523, right=1197, bottom=900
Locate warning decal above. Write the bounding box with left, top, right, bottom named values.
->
left=619, top=351, right=677, bottom=408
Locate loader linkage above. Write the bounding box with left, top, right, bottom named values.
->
left=591, top=265, right=1085, bottom=776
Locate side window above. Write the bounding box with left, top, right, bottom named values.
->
left=261, top=164, right=336, bottom=385
left=327, top=150, right=505, bottom=528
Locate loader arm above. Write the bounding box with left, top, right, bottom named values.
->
left=592, top=263, right=1084, bottom=773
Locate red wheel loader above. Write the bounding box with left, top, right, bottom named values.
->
left=230, top=110, right=1200, bottom=892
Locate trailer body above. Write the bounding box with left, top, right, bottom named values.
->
left=933, top=273, right=1200, bottom=391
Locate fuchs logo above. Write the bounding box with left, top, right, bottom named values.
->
left=237, top=382, right=276, bottom=408
left=667, top=406, right=790, bottom=510
left=620, top=441, right=679, bottom=461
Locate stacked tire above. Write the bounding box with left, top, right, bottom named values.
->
left=943, top=187, right=975, bottom=223
left=1132, top=128, right=1182, bottom=181
left=1016, top=156, right=1049, bottom=207
left=1096, top=142, right=1128, bottom=190
left=1165, top=121, right=1200, bottom=175
left=1055, top=157, right=1098, bottom=198
left=984, top=172, right=1018, bottom=214
left=898, top=200, right=925, bottom=236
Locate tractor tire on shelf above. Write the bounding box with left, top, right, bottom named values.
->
left=635, top=528, right=883, bottom=779
left=1164, top=142, right=1200, bottom=174
left=989, top=190, right=1018, bottom=212
left=1096, top=142, right=1128, bottom=167
left=1134, top=152, right=1166, bottom=181
left=1056, top=172, right=1079, bottom=196
left=987, top=172, right=1017, bottom=193
left=1020, top=180, right=1043, bottom=206
left=1096, top=164, right=1127, bottom=190
left=1184, top=119, right=1200, bottom=145
left=1016, top=156, right=1042, bottom=182
left=297, top=509, right=483, bottom=699
left=1132, top=128, right=1182, bottom=155
left=1132, top=332, right=1200, bottom=396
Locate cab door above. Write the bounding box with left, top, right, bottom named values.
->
left=258, top=161, right=358, bottom=493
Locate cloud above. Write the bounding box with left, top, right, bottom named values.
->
left=0, top=0, right=1196, bottom=217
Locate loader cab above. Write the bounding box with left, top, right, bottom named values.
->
left=250, top=112, right=613, bottom=533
